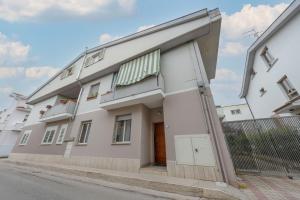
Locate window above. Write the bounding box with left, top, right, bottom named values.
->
left=19, top=130, right=31, bottom=145
left=84, top=49, right=105, bottom=67
left=56, top=124, right=68, bottom=144
left=41, top=126, right=57, bottom=144
left=111, top=72, right=118, bottom=89
left=260, top=46, right=277, bottom=68
left=278, top=75, right=299, bottom=99
left=60, top=66, right=74, bottom=79
left=260, top=87, right=267, bottom=97
left=113, top=114, right=131, bottom=143
left=87, top=83, right=100, bottom=100
left=78, top=121, right=92, bottom=144
left=231, top=109, right=241, bottom=115
left=23, top=114, right=29, bottom=122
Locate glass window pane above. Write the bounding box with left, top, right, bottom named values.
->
left=115, top=121, right=124, bottom=142
left=84, top=123, right=91, bottom=143
left=124, top=120, right=131, bottom=142
left=79, top=124, right=87, bottom=143
left=43, top=131, right=50, bottom=143
left=48, top=130, right=55, bottom=143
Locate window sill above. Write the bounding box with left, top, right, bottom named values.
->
left=40, top=143, right=53, bottom=146
left=111, top=142, right=131, bottom=145
left=76, top=143, right=88, bottom=146
left=87, top=96, right=98, bottom=101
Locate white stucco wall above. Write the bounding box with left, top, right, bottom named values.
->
left=76, top=74, right=112, bottom=115
left=246, top=12, right=300, bottom=118
left=217, top=104, right=253, bottom=122
left=161, top=42, right=200, bottom=94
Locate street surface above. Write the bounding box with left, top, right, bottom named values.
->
left=0, top=163, right=167, bottom=200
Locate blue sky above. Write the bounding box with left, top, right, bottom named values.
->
left=0, top=0, right=292, bottom=109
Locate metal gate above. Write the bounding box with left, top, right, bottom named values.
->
left=222, top=116, right=300, bottom=178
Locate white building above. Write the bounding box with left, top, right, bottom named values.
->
left=240, top=0, right=300, bottom=119
left=216, top=104, right=253, bottom=122
left=0, top=93, right=31, bottom=157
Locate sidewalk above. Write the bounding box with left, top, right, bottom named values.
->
left=240, top=175, right=300, bottom=200
left=3, top=159, right=246, bottom=200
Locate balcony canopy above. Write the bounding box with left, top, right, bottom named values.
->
left=115, top=49, right=160, bottom=86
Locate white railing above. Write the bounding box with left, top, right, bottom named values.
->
left=41, top=101, right=76, bottom=120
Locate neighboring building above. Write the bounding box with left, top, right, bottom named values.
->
left=216, top=104, right=253, bottom=122
left=0, top=93, right=31, bottom=157
left=11, top=9, right=236, bottom=185
left=240, top=0, right=300, bottom=119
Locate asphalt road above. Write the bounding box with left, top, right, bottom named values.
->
left=0, top=163, right=167, bottom=200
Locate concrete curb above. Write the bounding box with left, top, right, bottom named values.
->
left=4, top=159, right=247, bottom=200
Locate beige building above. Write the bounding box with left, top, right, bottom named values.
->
left=11, top=8, right=236, bottom=185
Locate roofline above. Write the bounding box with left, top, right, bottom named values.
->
left=240, top=0, right=300, bottom=98
left=216, top=103, right=247, bottom=108
left=27, top=8, right=220, bottom=101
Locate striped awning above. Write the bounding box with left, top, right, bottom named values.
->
left=115, top=49, right=160, bottom=86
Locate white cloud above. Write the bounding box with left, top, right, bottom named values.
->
left=215, top=68, right=241, bottom=82
left=0, top=67, right=24, bottom=78
left=222, top=3, right=288, bottom=39
left=0, top=0, right=136, bottom=22
left=99, top=33, right=121, bottom=44
left=0, top=86, right=13, bottom=94
left=0, top=32, right=30, bottom=64
left=221, top=42, right=246, bottom=56
left=137, top=24, right=155, bottom=32
left=25, top=66, right=60, bottom=79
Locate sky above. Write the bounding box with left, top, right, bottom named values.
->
left=0, top=0, right=292, bottom=109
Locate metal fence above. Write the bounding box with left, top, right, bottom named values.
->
left=222, top=116, right=300, bottom=178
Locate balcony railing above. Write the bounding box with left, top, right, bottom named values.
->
left=100, top=74, right=165, bottom=110
left=40, top=101, right=76, bottom=123
left=0, top=122, right=5, bottom=130
left=12, top=122, right=24, bottom=131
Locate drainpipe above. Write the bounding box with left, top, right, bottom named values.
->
left=72, top=47, right=88, bottom=120
left=244, top=97, right=256, bottom=120
left=191, top=39, right=237, bottom=186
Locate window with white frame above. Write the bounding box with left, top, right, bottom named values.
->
left=87, top=83, right=100, bottom=100
left=56, top=124, right=68, bottom=144
left=60, top=66, right=74, bottom=79
left=260, top=46, right=277, bottom=68
left=231, top=109, right=241, bottom=115
left=113, top=114, right=131, bottom=143
left=111, top=72, right=118, bottom=89
left=78, top=121, right=92, bottom=144
left=19, top=130, right=31, bottom=145
left=41, top=126, right=57, bottom=144
left=84, top=49, right=105, bottom=67
left=278, top=75, right=299, bottom=99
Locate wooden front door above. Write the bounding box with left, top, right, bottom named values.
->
left=154, top=122, right=166, bottom=166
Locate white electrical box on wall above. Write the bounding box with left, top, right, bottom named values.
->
left=175, top=134, right=216, bottom=166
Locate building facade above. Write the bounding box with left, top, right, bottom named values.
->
left=11, top=9, right=236, bottom=185
left=0, top=93, right=31, bottom=157
left=240, top=1, right=300, bottom=119
left=217, top=104, right=253, bottom=122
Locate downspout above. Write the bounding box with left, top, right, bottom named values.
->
left=244, top=96, right=256, bottom=120
left=192, top=36, right=236, bottom=185
left=71, top=47, right=88, bottom=120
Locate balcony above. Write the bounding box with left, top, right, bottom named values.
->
left=11, top=122, right=24, bottom=131
left=40, top=101, right=76, bottom=123
left=100, top=74, right=165, bottom=110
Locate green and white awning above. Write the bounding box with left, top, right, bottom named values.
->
left=115, top=49, right=160, bottom=86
